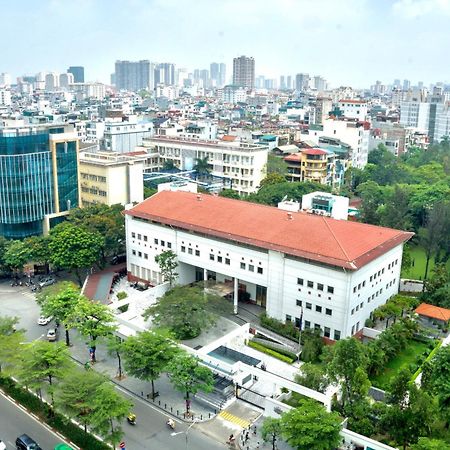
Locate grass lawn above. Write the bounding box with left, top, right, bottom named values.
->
left=401, top=244, right=450, bottom=280
left=370, top=339, right=429, bottom=390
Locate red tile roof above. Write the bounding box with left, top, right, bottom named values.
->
left=415, top=303, right=450, bottom=322
left=284, top=153, right=302, bottom=162
left=221, top=135, right=237, bottom=142
left=125, top=191, right=413, bottom=270
left=302, top=148, right=328, bottom=155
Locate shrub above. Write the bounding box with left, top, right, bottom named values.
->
left=248, top=340, right=295, bottom=363
left=365, top=318, right=375, bottom=328
left=116, top=291, right=128, bottom=301
left=117, top=304, right=129, bottom=313
left=260, top=313, right=299, bottom=341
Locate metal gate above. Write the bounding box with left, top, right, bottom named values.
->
left=236, top=384, right=265, bottom=409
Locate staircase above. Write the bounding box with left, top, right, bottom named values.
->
left=195, top=374, right=235, bottom=410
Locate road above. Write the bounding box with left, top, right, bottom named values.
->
left=0, top=392, right=67, bottom=450
left=0, top=281, right=225, bottom=450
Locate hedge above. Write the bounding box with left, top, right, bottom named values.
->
left=247, top=340, right=295, bottom=364
left=260, top=312, right=299, bottom=342
left=0, top=377, right=109, bottom=450
left=254, top=341, right=298, bottom=360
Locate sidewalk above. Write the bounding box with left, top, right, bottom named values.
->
left=68, top=330, right=218, bottom=422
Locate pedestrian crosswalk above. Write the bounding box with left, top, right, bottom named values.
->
left=218, top=410, right=251, bottom=429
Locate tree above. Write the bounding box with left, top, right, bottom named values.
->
left=0, top=236, right=9, bottom=272
left=55, top=368, right=105, bottom=432
left=300, top=328, right=323, bottom=363
left=280, top=399, right=342, bottom=450
left=379, top=185, right=413, bottom=230
left=259, top=172, right=286, bottom=188
left=36, top=283, right=80, bottom=346
left=4, top=240, right=30, bottom=272
left=143, top=285, right=229, bottom=339
left=266, top=154, right=288, bottom=175
left=90, top=381, right=132, bottom=448
left=162, top=160, right=177, bottom=171
left=167, top=352, right=214, bottom=415
left=122, top=331, right=180, bottom=399
left=0, top=316, right=24, bottom=374
left=219, top=189, right=241, bottom=200
left=25, top=235, right=51, bottom=266
left=356, top=181, right=384, bottom=225
left=155, top=250, right=178, bottom=287
left=411, top=437, right=450, bottom=450
left=193, top=157, right=211, bottom=179
left=107, top=335, right=125, bottom=380
left=49, top=222, right=104, bottom=286
left=261, top=417, right=282, bottom=450
left=66, top=296, right=117, bottom=362
left=144, top=186, right=157, bottom=199
left=325, top=338, right=370, bottom=414
left=295, top=363, right=329, bottom=393
left=18, top=341, right=73, bottom=405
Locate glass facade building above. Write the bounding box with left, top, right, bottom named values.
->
left=0, top=126, right=79, bottom=238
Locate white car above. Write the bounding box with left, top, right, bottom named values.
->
left=37, top=315, right=53, bottom=326
left=0, top=439, right=6, bottom=450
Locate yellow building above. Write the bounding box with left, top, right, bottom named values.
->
left=284, top=148, right=334, bottom=185
left=79, top=151, right=145, bottom=206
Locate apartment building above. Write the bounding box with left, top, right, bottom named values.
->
left=102, top=120, right=154, bottom=153
left=79, top=151, right=145, bottom=206
left=338, top=99, right=368, bottom=120
left=124, top=191, right=412, bottom=339
left=140, top=136, right=268, bottom=195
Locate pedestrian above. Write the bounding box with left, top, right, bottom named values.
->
left=245, top=431, right=249, bottom=443
left=253, top=425, right=257, bottom=435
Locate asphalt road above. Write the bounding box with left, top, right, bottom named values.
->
left=0, top=281, right=225, bottom=450
left=0, top=392, right=66, bottom=450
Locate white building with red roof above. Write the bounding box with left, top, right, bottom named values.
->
left=124, top=191, right=413, bottom=340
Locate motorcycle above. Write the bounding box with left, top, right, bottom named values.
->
left=127, top=413, right=136, bottom=425
left=166, top=419, right=175, bottom=430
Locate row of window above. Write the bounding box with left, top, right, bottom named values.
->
left=81, top=187, right=107, bottom=196
left=80, top=173, right=107, bottom=183
left=297, top=278, right=334, bottom=294
left=286, top=314, right=341, bottom=340
left=131, top=233, right=172, bottom=249
left=132, top=249, right=149, bottom=260
left=296, top=299, right=332, bottom=316
left=353, top=259, right=399, bottom=293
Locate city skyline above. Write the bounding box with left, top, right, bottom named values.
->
left=2, top=0, right=450, bottom=88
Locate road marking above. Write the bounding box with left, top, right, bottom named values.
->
left=218, top=411, right=251, bottom=429
left=114, top=385, right=182, bottom=424
left=0, top=390, right=79, bottom=449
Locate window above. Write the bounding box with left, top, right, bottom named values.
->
left=257, top=267, right=263, bottom=274
left=358, top=283, right=361, bottom=290
left=304, top=320, right=311, bottom=329
left=132, top=250, right=136, bottom=255
left=249, top=264, right=254, bottom=272
left=218, top=256, right=223, bottom=263
left=167, top=242, right=172, bottom=249
left=138, top=234, right=142, bottom=240
left=362, top=281, right=365, bottom=287
left=225, top=258, right=230, bottom=265
left=195, top=250, right=200, bottom=256
left=351, top=308, right=355, bottom=315
left=316, top=305, right=322, bottom=313
left=286, top=314, right=292, bottom=322
left=161, top=240, right=165, bottom=247
left=188, top=248, right=193, bottom=255
left=210, top=254, right=215, bottom=261
left=356, top=305, right=359, bottom=311
left=143, top=235, right=148, bottom=242
left=353, top=287, right=357, bottom=293
left=326, top=308, right=332, bottom=316
left=297, top=278, right=304, bottom=285
left=144, top=253, right=148, bottom=260
left=317, top=283, right=324, bottom=291
left=306, top=302, right=312, bottom=310
left=138, top=251, right=142, bottom=257
left=295, top=317, right=301, bottom=328
left=307, top=281, right=314, bottom=288
left=131, top=232, right=136, bottom=238
left=356, top=322, right=360, bottom=331
left=181, top=246, right=186, bottom=252
left=360, top=302, right=363, bottom=308
left=351, top=325, right=355, bottom=335
left=327, top=286, right=334, bottom=294
left=240, top=262, right=246, bottom=269
left=314, top=323, right=321, bottom=331
left=296, top=299, right=302, bottom=306
left=334, top=330, right=341, bottom=340
left=154, top=238, right=158, bottom=245
left=324, top=327, right=331, bottom=338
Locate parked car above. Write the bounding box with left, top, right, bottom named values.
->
left=37, top=315, right=53, bottom=326
left=47, top=328, right=58, bottom=342
left=15, top=434, right=42, bottom=450
left=39, top=277, right=56, bottom=288
left=0, top=438, right=6, bottom=450
left=111, top=254, right=126, bottom=265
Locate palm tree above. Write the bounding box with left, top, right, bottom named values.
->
left=162, top=160, right=177, bottom=172
left=193, top=157, right=211, bottom=180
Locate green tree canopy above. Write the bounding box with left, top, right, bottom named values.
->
left=0, top=316, right=24, bottom=375
left=411, top=437, right=450, bottom=450
left=155, top=250, right=178, bottom=287
left=261, top=417, right=282, bottom=450
left=143, top=285, right=230, bottom=339
left=295, top=363, right=329, bottom=393
left=266, top=153, right=288, bottom=175
left=4, top=240, right=31, bottom=271
left=280, top=399, right=342, bottom=450
left=167, top=352, right=214, bottom=414
left=122, top=330, right=180, bottom=398
left=49, top=222, right=104, bottom=285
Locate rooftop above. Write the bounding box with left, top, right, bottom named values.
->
left=125, top=191, right=413, bottom=270
left=415, top=303, right=450, bottom=322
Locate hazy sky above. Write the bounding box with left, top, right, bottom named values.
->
left=2, top=0, right=450, bottom=88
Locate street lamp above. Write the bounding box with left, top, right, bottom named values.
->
left=171, top=419, right=198, bottom=450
